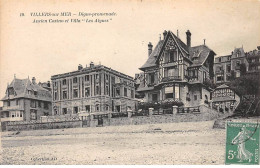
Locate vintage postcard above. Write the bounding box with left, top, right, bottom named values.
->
left=0, top=0, right=260, bottom=165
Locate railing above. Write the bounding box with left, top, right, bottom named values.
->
left=131, top=110, right=149, bottom=117
left=111, top=112, right=128, bottom=118
left=2, top=105, right=24, bottom=111
left=177, top=106, right=200, bottom=114
left=1, top=116, right=23, bottom=122
left=153, top=108, right=173, bottom=115
left=162, top=76, right=181, bottom=82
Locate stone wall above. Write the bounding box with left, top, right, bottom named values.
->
left=103, top=106, right=219, bottom=127
left=6, top=120, right=82, bottom=131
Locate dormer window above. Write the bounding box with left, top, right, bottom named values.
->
left=236, top=51, right=240, bottom=57
left=7, top=87, right=15, bottom=96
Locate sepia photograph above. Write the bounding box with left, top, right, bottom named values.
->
left=0, top=0, right=260, bottom=165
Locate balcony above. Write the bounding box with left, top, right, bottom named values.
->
left=2, top=105, right=24, bottom=111
left=235, top=65, right=240, bottom=70
left=1, top=116, right=23, bottom=122
left=162, top=76, right=181, bottom=82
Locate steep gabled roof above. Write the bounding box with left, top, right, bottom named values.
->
left=189, top=45, right=216, bottom=67
left=139, top=30, right=216, bottom=70
left=139, top=40, right=164, bottom=70
left=2, top=78, right=51, bottom=101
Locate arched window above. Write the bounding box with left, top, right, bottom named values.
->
left=95, top=104, right=100, bottom=112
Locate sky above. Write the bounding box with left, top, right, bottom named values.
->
left=1, top=0, right=260, bottom=105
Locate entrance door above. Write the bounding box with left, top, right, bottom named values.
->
left=97, top=115, right=103, bottom=126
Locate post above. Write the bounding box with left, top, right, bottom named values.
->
left=172, top=106, right=178, bottom=115
left=127, top=110, right=132, bottom=118
left=149, top=108, right=154, bottom=116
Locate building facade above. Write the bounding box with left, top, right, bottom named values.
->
left=1, top=77, right=52, bottom=122
left=246, top=46, right=260, bottom=73
left=136, top=30, right=216, bottom=108
left=51, top=63, right=136, bottom=115
left=211, top=84, right=240, bottom=113
left=214, top=47, right=249, bottom=84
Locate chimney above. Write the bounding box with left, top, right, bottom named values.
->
left=148, top=42, right=153, bottom=57
left=186, top=30, right=191, bottom=48
left=90, top=62, right=94, bottom=68
left=78, top=64, right=83, bottom=70
left=47, top=81, right=50, bottom=87
left=163, top=30, right=167, bottom=40
left=32, top=77, right=36, bottom=84
left=257, top=46, right=260, bottom=50
left=204, top=39, right=206, bottom=46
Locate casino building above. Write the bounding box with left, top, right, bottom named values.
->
left=51, top=62, right=136, bottom=115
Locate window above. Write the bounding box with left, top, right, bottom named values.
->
left=44, top=102, right=49, bottom=110
left=152, top=93, right=158, bottom=101
left=7, top=101, right=10, bottom=106
left=54, top=91, right=57, bottom=100
left=105, top=104, right=109, bottom=111
left=54, top=82, right=57, bottom=86
left=73, top=77, right=78, bottom=83
left=217, top=75, right=224, bottom=81
left=11, top=112, right=15, bottom=118
left=62, top=79, right=67, bottom=85
left=115, top=105, right=120, bottom=112
left=227, top=56, right=230, bottom=60
left=167, top=68, right=177, bottom=77
left=227, top=65, right=231, bottom=73
left=85, top=87, right=90, bottom=97
left=131, top=90, right=134, bottom=98
left=150, top=73, right=155, bottom=84
left=236, top=51, right=240, bottom=57
left=95, top=86, right=100, bottom=95
left=73, top=89, right=78, bottom=98
left=116, top=88, right=120, bottom=96
left=95, top=104, right=100, bottom=112
left=62, top=108, right=67, bottom=115
left=194, top=95, right=198, bottom=101
left=38, top=101, right=41, bottom=108
left=73, top=106, right=78, bottom=113
left=165, top=87, right=174, bottom=99
left=62, top=91, right=67, bottom=99
left=30, top=100, right=36, bottom=108
left=105, top=85, right=109, bottom=95
left=85, top=75, right=90, bottom=81
left=218, top=58, right=221, bottom=62
left=16, top=99, right=19, bottom=106
left=95, top=74, right=99, bottom=79
left=8, top=88, right=15, bottom=96
left=34, top=91, right=37, bottom=96
left=169, top=50, right=177, bottom=62
left=20, top=112, right=23, bottom=117
left=236, top=61, right=240, bottom=66
left=85, top=105, right=90, bottom=112
left=124, top=88, right=127, bottom=97
left=30, top=109, right=37, bottom=120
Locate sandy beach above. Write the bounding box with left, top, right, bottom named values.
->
left=0, top=121, right=227, bottom=165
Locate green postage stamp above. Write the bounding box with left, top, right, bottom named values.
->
left=226, top=122, right=260, bottom=165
